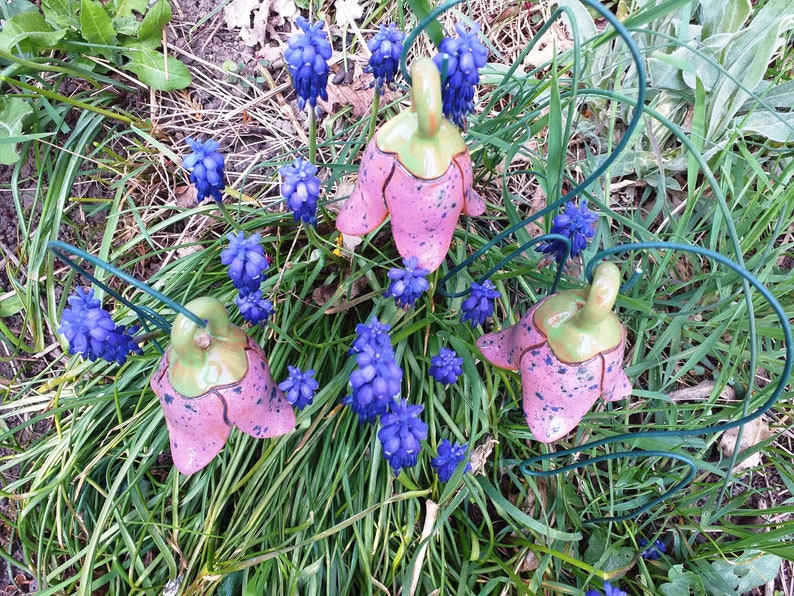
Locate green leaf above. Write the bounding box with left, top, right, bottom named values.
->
left=0, top=11, right=66, bottom=53
left=112, top=16, right=140, bottom=36
left=660, top=565, right=706, bottom=596
left=5, top=0, right=38, bottom=17
left=734, top=110, right=794, bottom=143
left=41, top=0, right=79, bottom=30
left=583, top=533, right=635, bottom=574
left=406, top=0, right=443, bottom=47
left=708, top=551, right=781, bottom=595
left=138, top=0, right=172, bottom=45
left=109, top=0, right=148, bottom=18
left=80, top=0, right=118, bottom=47
left=0, top=291, right=24, bottom=317
left=109, top=0, right=148, bottom=35
left=123, top=49, right=192, bottom=90
left=0, top=97, right=34, bottom=165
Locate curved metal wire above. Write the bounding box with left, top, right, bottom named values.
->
left=437, top=0, right=647, bottom=296
left=519, top=242, right=793, bottom=523
left=48, top=240, right=207, bottom=332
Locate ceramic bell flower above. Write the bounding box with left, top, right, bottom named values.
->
left=477, top=262, right=632, bottom=442
left=150, top=297, right=296, bottom=474
left=336, top=57, right=485, bottom=272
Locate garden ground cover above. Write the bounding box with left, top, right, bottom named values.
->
left=1, top=0, right=793, bottom=593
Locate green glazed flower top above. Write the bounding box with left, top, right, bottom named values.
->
left=167, top=297, right=249, bottom=397
left=534, top=262, right=623, bottom=363
left=376, top=57, right=467, bottom=179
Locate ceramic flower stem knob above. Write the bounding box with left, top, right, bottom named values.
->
left=336, top=57, right=485, bottom=272
left=150, top=297, right=295, bottom=474
left=477, top=263, right=632, bottom=442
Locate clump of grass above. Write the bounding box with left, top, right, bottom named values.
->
left=1, top=0, right=793, bottom=594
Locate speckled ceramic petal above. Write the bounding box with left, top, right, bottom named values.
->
left=150, top=337, right=296, bottom=474
left=476, top=303, right=545, bottom=370
left=337, top=139, right=485, bottom=272
left=385, top=150, right=484, bottom=272
left=517, top=332, right=630, bottom=442
left=225, top=341, right=296, bottom=439
left=336, top=138, right=391, bottom=236
left=477, top=300, right=632, bottom=443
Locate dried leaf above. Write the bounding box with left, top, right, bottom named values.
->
left=224, top=0, right=296, bottom=46
left=334, top=0, right=362, bottom=29
left=175, top=184, right=197, bottom=207
left=312, top=275, right=368, bottom=310
left=271, top=0, right=297, bottom=24
left=667, top=380, right=735, bottom=402
left=469, top=435, right=497, bottom=475
left=720, top=417, right=773, bottom=471
left=316, top=75, right=395, bottom=118
left=517, top=550, right=539, bottom=572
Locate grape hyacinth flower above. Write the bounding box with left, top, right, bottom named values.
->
left=183, top=138, right=225, bottom=203
left=279, top=365, right=319, bottom=409
left=280, top=158, right=321, bottom=225
left=460, top=279, right=501, bottom=328
left=284, top=16, right=332, bottom=109
left=58, top=287, right=142, bottom=365
left=378, top=399, right=428, bottom=474
left=429, top=347, right=464, bottom=385
left=431, top=439, right=471, bottom=482
left=638, top=538, right=666, bottom=560
left=585, top=581, right=628, bottom=596
left=384, top=256, right=430, bottom=308
left=536, top=199, right=598, bottom=264
left=345, top=344, right=404, bottom=424
left=432, top=23, right=488, bottom=129
left=343, top=318, right=403, bottom=423
left=366, top=23, right=404, bottom=91
left=235, top=288, right=275, bottom=326
left=220, top=231, right=270, bottom=291
left=349, top=317, right=393, bottom=356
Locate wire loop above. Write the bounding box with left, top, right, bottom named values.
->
left=48, top=240, right=207, bottom=332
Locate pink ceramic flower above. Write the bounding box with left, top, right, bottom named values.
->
left=150, top=298, right=295, bottom=474
left=336, top=58, right=485, bottom=272
left=477, top=263, right=632, bottom=442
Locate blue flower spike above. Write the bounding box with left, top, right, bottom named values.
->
left=183, top=137, right=226, bottom=203
left=343, top=318, right=404, bottom=424
left=220, top=231, right=270, bottom=292
left=349, top=318, right=393, bottom=355
left=366, top=23, right=404, bottom=91
left=378, top=399, right=428, bottom=474
left=284, top=16, right=333, bottom=110
left=431, top=438, right=471, bottom=482
left=432, top=23, right=488, bottom=129
left=280, top=158, right=321, bottom=225
left=429, top=347, right=464, bottom=385
left=460, top=279, right=501, bottom=328
left=638, top=538, right=666, bottom=560
left=585, top=581, right=628, bottom=596
left=536, top=199, right=599, bottom=264
left=58, top=287, right=143, bottom=365
left=235, top=288, right=275, bottom=326
left=384, top=256, right=430, bottom=308
left=279, top=365, right=319, bottom=410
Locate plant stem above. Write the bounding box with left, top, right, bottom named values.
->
left=0, top=74, right=142, bottom=127
left=216, top=199, right=242, bottom=231
left=366, top=91, right=381, bottom=143
left=308, top=107, right=317, bottom=164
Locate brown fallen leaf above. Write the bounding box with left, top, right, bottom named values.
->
left=312, top=275, right=369, bottom=311
left=720, top=417, right=774, bottom=472
left=317, top=75, right=397, bottom=119
left=175, top=184, right=198, bottom=207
